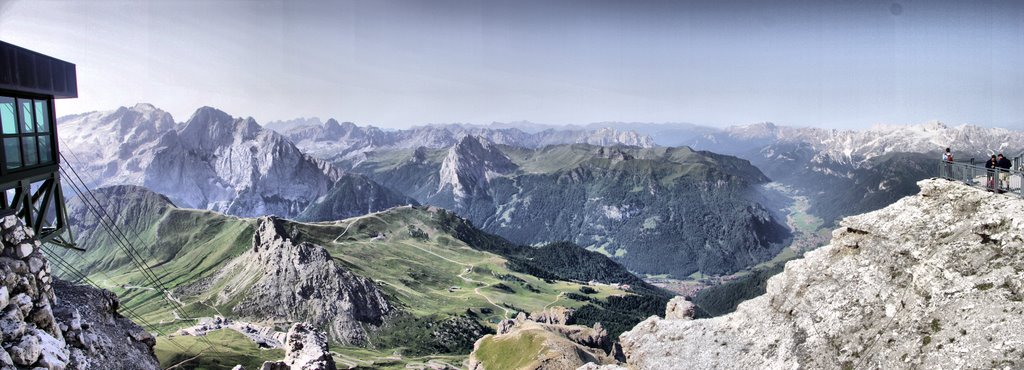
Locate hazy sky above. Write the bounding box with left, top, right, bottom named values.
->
left=0, top=0, right=1021, bottom=129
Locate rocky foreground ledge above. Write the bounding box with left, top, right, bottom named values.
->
left=585, top=179, right=1024, bottom=369
left=0, top=215, right=158, bottom=370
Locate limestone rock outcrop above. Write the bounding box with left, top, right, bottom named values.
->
left=51, top=279, right=159, bottom=370
left=0, top=215, right=158, bottom=370
left=530, top=307, right=576, bottom=326
left=584, top=179, right=1024, bottom=369
left=188, top=216, right=393, bottom=345
left=260, top=323, right=337, bottom=370
left=663, top=297, right=695, bottom=321
left=437, top=135, right=518, bottom=200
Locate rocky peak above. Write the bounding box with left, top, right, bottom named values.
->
left=263, top=117, right=323, bottom=133
left=592, top=179, right=1024, bottom=369
left=60, top=103, right=384, bottom=220
left=725, top=121, right=780, bottom=139
left=178, top=107, right=261, bottom=150
left=437, top=135, right=518, bottom=199
left=60, top=104, right=178, bottom=168
left=198, top=217, right=394, bottom=345
left=924, top=120, right=948, bottom=131
left=320, top=118, right=363, bottom=141
left=103, top=104, right=177, bottom=136
left=583, top=127, right=655, bottom=147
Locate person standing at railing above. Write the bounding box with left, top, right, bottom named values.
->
left=986, top=155, right=998, bottom=191
left=943, top=148, right=954, bottom=179
left=998, top=154, right=1013, bottom=191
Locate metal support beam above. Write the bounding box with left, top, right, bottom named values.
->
left=0, top=170, right=77, bottom=250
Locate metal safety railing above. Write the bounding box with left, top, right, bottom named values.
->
left=937, top=159, right=1024, bottom=197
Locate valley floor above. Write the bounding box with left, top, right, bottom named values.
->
left=647, top=183, right=830, bottom=303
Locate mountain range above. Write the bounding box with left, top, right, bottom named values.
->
left=59, top=104, right=412, bottom=220
left=276, top=119, right=655, bottom=165
left=52, top=104, right=1024, bottom=368
left=682, top=121, right=1024, bottom=226
left=59, top=105, right=793, bottom=279
left=350, top=135, right=792, bottom=278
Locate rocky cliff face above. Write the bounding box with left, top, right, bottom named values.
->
left=58, top=103, right=179, bottom=186
left=279, top=119, right=655, bottom=164
left=59, top=105, right=415, bottom=220
left=696, top=121, right=1024, bottom=165
left=51, top=280, right=159, bottom=370
left=593, top=179, right=1024, bottom=369
left=0, top=215, right=158, bottom=370
left=145, top=107, right=341, bottom=217
left=192, top=216, right=393, bottom=345
left=437, top=136, right=518, bottom=200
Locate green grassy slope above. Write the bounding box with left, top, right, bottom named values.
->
left=57, top=185, right=661, bottom=367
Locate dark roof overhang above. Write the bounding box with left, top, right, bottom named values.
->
left=0, top=40, right=77, bottom=99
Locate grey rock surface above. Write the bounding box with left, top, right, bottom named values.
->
left=662, top=297, right=695, bottom=321
left=51, top=279, right=160, bottom=370
left=0, top=215, right=159, bottom=370
left=585, top=179, right=1024, bottom=369
left=437, top=135, right=518, bottom=200
left=193, top=216, right=393, bottom=345
left=59, top=105, right=342, bottom=218
left=281, top=119, right=655, bottom=164
left=260, top=323, right=337, bottom=370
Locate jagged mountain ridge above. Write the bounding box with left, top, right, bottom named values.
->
left=295, top=175, right=418, bottom=222
left=59, top=104, right=410, bottom=219
left=686, top=121, right=1024, bottom=226
left=593, top=179, right=1024, bottom=369
left=354, top=136, right=791, bottom=278
left=695, top=121, right=1024, bottom=165
left=276, top=118, right=655, bottom=165
left=263, top=117, right=324, bottom=133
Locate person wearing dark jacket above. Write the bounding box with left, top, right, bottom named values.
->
left=942, top=148, right=955, bottom=179
left=998, top=154, right=1013, bottom=191
left=985, top=155, right=998, bottom=191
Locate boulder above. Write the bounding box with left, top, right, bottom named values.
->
left=663, top=297, right=695, bottom=320
left=9, top=332, right=41, bottom=366
left=261, top=323, right=337, bottom=370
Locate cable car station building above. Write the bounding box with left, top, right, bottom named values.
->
left=0, top=40, right=77, bottom=248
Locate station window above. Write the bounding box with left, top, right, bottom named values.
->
left=0, top=95, right=55, bottom=171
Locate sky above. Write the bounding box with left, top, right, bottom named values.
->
left=0, top=0, right=1022, bottom=129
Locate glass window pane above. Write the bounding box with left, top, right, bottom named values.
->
left=4, top=138, right=21, bottom=170
left=38, top=135, right=52, bottom=164
left=0, top=97, right=15, bottom=135
left=34, top=100, right=49, bottom=133
left=18, top=99, right=34, bottom=133
left=21, top=137, right=37, bottom=167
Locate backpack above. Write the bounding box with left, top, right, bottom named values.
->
left=944, top=153, right=953, bottom=162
